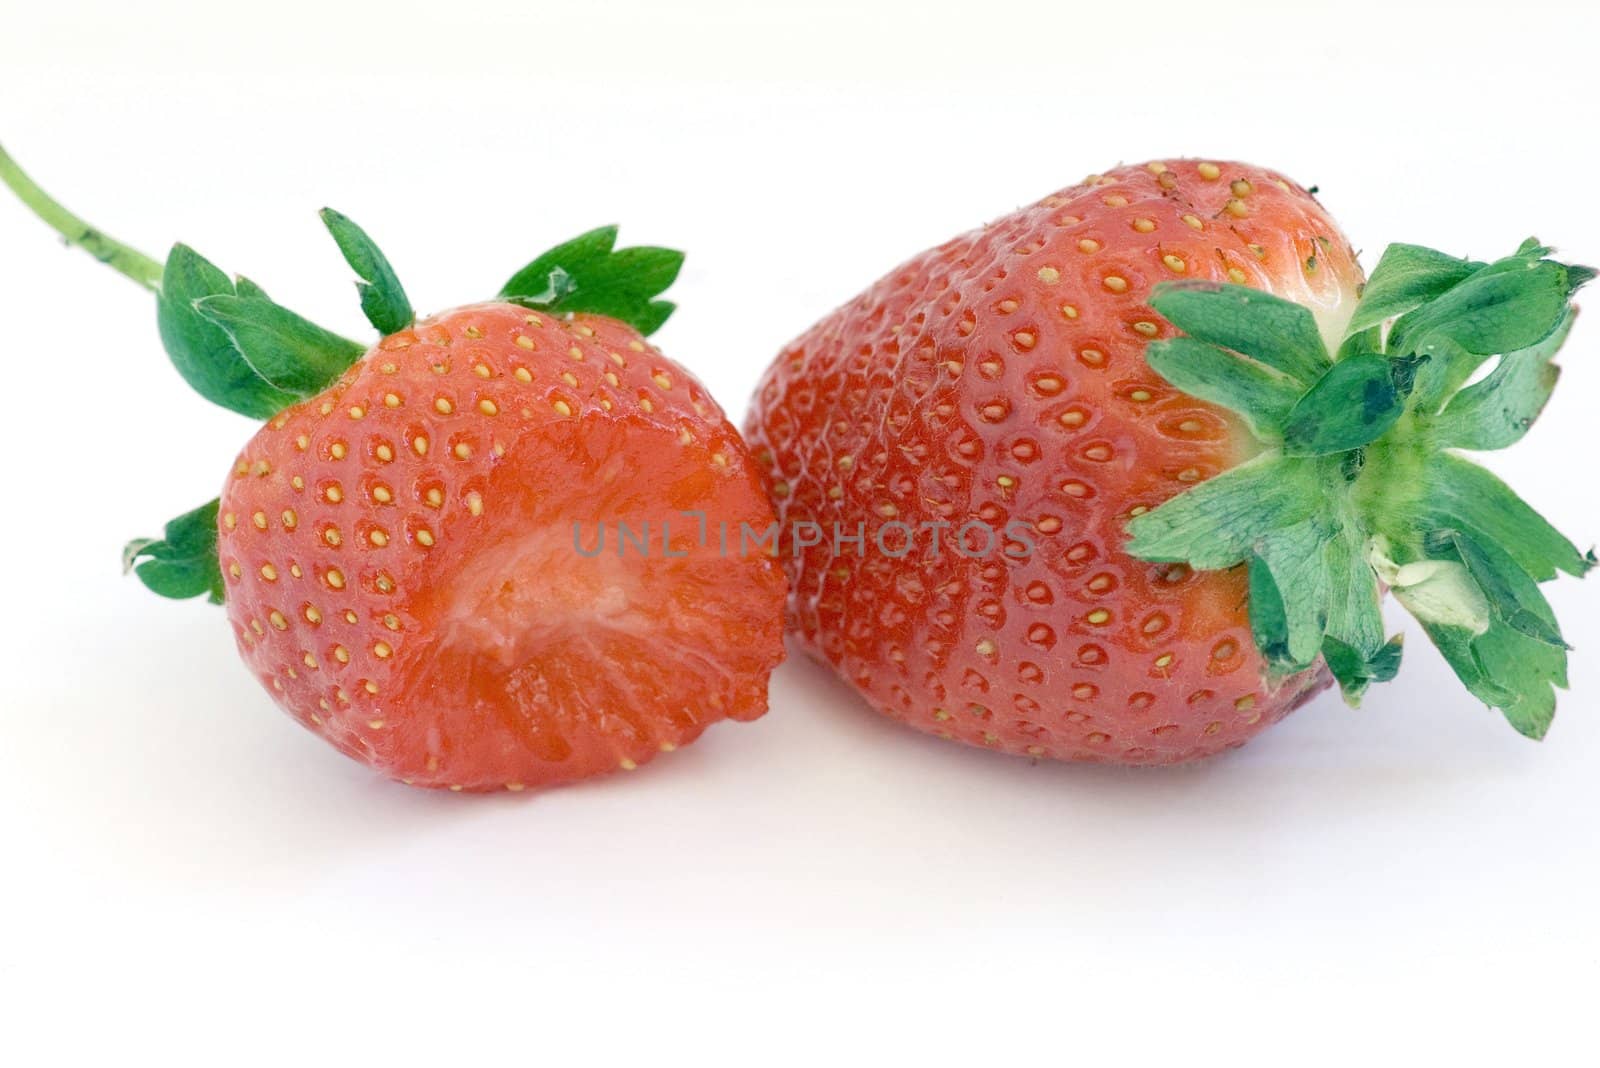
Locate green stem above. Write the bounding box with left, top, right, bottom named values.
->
left=0, top=142, right=164, bottom=291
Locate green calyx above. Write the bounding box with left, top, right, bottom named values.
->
left=1, top=142, right=685, bottom=605
left=1127, top=240, right=1592, bottom=738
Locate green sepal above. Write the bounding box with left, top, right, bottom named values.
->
left=1418, top=616, right=1565, bottom=739
left=1132, top=238, right=1591, bottom=738
left=1322, top=634, right=1403, bottom=705
left=1249, top=519, right=1334, bottom=673
left=155, top=245, right=300, bottom=419
left=1346, top=244, right=1484, bottom=336
left=1124, top=454, right=1324, bottom=569
left=194, top=294, right=367, bottom=398
left=123, top=498, right=225, bottom=604
left=1144, top=337, right=1303, bottom=439
left=1433, top=529, right=1566, bottom=648
left=1429, top=308, right=1570, bottom=451
left=1397, top=249, right=1580, bottom=410
left=320, top=208, right=414, bottom=335
left=499, top=225, right=684, bottom=336
left=1410, top=452, right=1591, bottom=581
left=1149, top=282, right=1329, bottom=385
left=1280, top=353, right=1409, bottom=456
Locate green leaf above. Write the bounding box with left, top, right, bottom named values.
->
left=1124, top=455, right=1324, bottom=569
left=124, top=498, right=225, bottom=603
left=1280, top=353, right=1407, bottom=456
left=1414, top=453, right=1591, bottom=580
left=1429, top=307, right=1570, bottom=451
left=1150, top=282, right=1330, bottom=385
left=155, top=245, right=299, bottom=419
left=1144, top=338, right=1304, bottom=439
left=1434, top=529, right=1565, bottom=648
left=194, top=295, right=367, bottom=398
left=499, top=225, right=684, bottom=336
left=320, top=208, right=414, bottom=335
left=1346, top=243, right=1484, bottom=336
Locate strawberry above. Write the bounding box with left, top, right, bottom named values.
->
left=4, top=147, right=785, bottom=791
left=746, top=158, right=1590, bottom=764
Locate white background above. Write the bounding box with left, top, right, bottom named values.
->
left=2, top=0, right=1597, bottom=1062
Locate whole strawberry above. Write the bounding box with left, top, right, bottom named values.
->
left=4, top=147, right=785, bottom=791
left=747, top=159, right=1590, bottom=764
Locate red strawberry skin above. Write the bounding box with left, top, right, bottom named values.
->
left=746, top=160, right=1365, bottom=765
left=219, top=302, right=786, bottom=791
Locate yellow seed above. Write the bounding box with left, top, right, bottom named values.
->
left=975, top=638, right=998, bottom=656
left=384, top=393, right=401, bottom=408
left=478, top=398, right=498, bottom=416
left=344, top=610, right=357, bottom=624
left=513, top=367, right=532, bottom=383
left=425, top=488, right=444, bottom=508
left=466, top=491, right=484, bottom=516
left=453, top=442, right=472, bottom=460
left=324, top=527, right=342, bottom=547
left=435, top=396, right=454, bottom=414
left=260, top=563, right=278, bottom=581
left=281, top=509, right=298, bottom=529
left=1061, top=304, right=1079, bottom=319
left=1059, top=410, right=1085, bottom=427
left=325, top=485, right=343, bottom=503
left=1103, top=275, right=1128, bottom=293
left=1162, top=254, right=1186, bottom=273
left=413, top=435, right=428, bottom=456
left=1130, top=389, right=1152, bottom=402
left=223, top=512, right=238, bottom=530
left=303, top=652, right=318, bottom=669
left=1132, top=217, right=1156, bottom=233
left=373, top=641, right=392, bottom=659
left=653, top=372, right=673, bottom=390
left=516, top=335, right=535, bottom=349
left=333, top=645, right=350, bottom=664
left=295, top=434, right=310, bottom=451
left=369, top=529, right=388, bottom=547
left=1077, top=238, right=1101, bottom=254
left=1182, top=214, right=1203, bottom=230
left=371, top=486, right=392, bottom=504
left=1037, top=266, right=1061, bottom=283
left=330, top=442, right=347, bottom=460
left=1198, top=162, right=1221, bottom=180
left=326, top=568, right=345, bottom=589
left=269, top=611, right=288, bottom=630
left=1230, top=178, right=1253, bottom=197
left=304, top=606, right=322, bottom=625
left=553, top=399, right=573, bottom=417
left=1133, top=321, right=1158, bottom=337
left=252, top=511, right=268, bottom=530
left=1228, top=267, right=1249, bottom=284
left=473, top=363, right=491, bottom=378
left=228, top=562, right=242, bottom=579
left=291, top=475, right=304, bottom=490
left=619, top=758, right=637, bottom=771
left=416, top=528, right=435, bottom=547
left=1225, top=198, right=1248, bottom=218
left=1155, top=653, right=1174, bottom=668
left=1087, top=609, right=1110, bottom=624
left=348, top=405, right=365, bottom=420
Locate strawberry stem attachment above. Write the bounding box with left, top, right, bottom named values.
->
left=1127, top=241, right=1592, bottom=739
left=0, top=142, right=164, bottom=291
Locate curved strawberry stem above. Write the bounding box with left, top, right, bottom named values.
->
left=1126, top=241, right=1593, bottom=739
left=0, top=142, right=164, bottom=291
